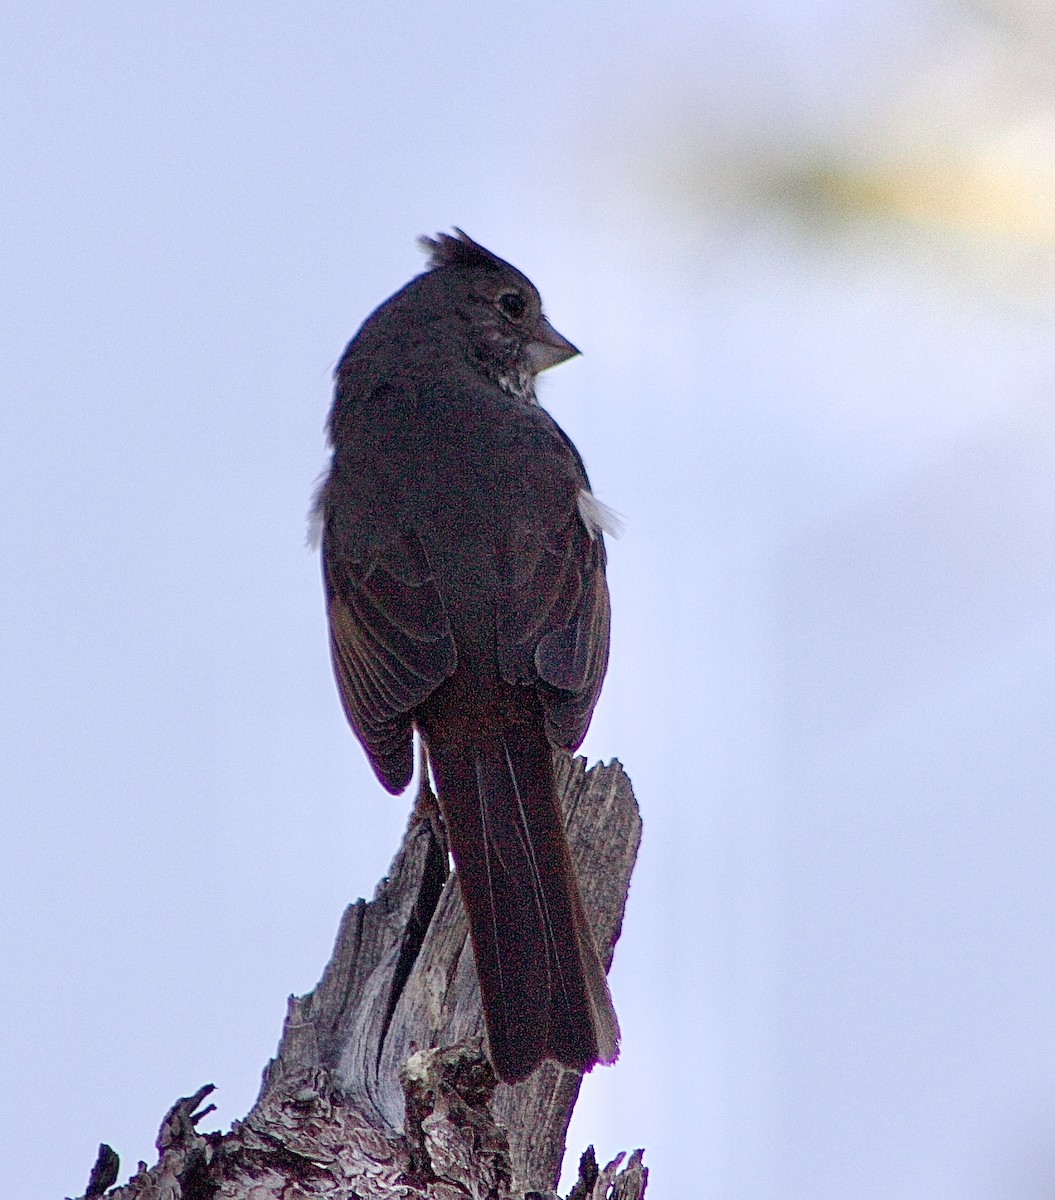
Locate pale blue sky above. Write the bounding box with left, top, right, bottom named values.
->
left=5, top=3, right=1055, bottom=1198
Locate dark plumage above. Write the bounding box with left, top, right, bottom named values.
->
left=314, top=230, right=618, bottom=1082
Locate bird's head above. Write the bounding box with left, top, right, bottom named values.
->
left=418, top=229, right=580, bottom=401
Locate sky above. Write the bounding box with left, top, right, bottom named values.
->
left=4, top=3, right=1055, bottom=1198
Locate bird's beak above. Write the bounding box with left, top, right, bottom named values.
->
left=525, top=316, right=580, bottom=374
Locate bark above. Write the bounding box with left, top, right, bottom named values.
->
left=74, top=756, right=644, bottom=1200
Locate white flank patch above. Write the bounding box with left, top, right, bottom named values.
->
left=305, top=466, right=329, bottom=549
left=577, top=489, right=624, bottom=540
left=306, top=504, right=324, bottom=550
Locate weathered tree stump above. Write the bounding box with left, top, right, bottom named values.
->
left=74, top=756, right=644, bottom=1199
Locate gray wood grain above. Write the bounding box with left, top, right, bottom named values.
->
left=76, top=756, right=644, bottom=1200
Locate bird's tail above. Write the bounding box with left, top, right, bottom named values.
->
left=426, top=719, right=619, bottom=1083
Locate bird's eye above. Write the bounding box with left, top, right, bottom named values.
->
left=497, top=291, right=527, bottom=320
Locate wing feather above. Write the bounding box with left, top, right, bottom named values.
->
left=497, top=504, right=610, bottom=751
left=323, top=526, right=456, bottom=792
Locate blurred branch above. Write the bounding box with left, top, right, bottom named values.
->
left=624, top=2, right=1055, bottom=271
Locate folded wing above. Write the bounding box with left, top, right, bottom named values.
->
left=323, top=526, right=457, bottom=792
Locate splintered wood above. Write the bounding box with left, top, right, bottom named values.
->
left=77, top=756, right=644, bottom=1200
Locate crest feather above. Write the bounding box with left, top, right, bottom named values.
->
left=417, top=228, right=509, bottom=273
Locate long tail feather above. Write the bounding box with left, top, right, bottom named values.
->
left=427, top=722, right=618, bottom=1082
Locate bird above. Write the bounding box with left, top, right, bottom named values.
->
left=313, top=229, right=619, bottom=1083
